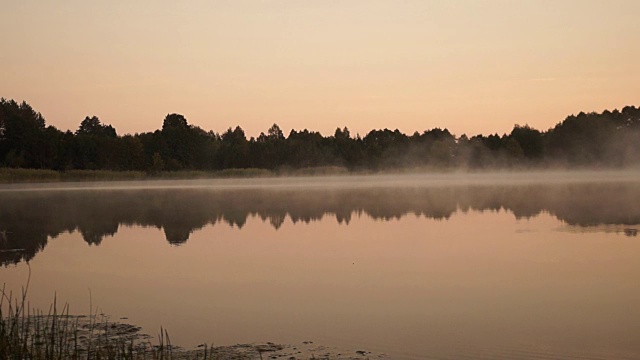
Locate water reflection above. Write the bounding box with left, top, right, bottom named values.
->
left=1, top=181, right=639, bottom=266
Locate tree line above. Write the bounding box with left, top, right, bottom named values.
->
left=1, top=98, right=639, bottom=172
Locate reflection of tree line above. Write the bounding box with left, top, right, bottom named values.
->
left=1, top=183, right=639, bottom=265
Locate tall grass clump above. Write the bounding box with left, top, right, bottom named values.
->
left=0, top=269, right=184, bottom=360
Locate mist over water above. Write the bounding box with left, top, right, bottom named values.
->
left=2, top=171, right=640, bottom=359
left=2, top=171, right=639, bottom=266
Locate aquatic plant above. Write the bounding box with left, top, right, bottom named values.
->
left=0, top=268, right=186, bottom=360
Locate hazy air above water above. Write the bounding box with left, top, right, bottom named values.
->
left=1, top=171, right=639, bottom=359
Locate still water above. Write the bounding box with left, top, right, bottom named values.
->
left=2, top=173, right=640, bottom=359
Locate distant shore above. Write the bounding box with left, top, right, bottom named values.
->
left=0, top=166, right=354, bottom=183
left=2, top=166, right=640, bottom=185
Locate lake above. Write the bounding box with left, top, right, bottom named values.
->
left=1, top=172, right=640, bottom=359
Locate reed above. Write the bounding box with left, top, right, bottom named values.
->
left=0, top=268, right=188, bottom=360
left=2, top=270, right=322, bottom=359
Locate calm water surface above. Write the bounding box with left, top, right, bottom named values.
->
left=1, top=173, right=640, bottom=359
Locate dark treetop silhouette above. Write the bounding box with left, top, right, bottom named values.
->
left=1, top=98, right=640, bottom=171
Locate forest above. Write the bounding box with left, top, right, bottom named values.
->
left=1, top=98, right=640, bottom=172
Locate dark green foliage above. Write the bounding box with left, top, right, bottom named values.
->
left=509, top=125, right=543, bottom=160
left=77, top=116, right=117, bottom=138
left=286, top=129, right=334, bottom=168
left=217, top=126, right=250, bottom=169
left=363, top=129, right=409, bottom=168
left=159, top=114, right=216, bottom=170
left=0, top=99, right=47, bottom=168
left=1, top=98, right=639, bottom=173
left=251, top=124, right=287, bottom=169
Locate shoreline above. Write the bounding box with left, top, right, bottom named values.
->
left=0, top=167, right=349, bottom=184
left=3, top=314, right=384, bottom=360
left=1, top=169, right=640, bottom=193
left=3, top=166, right=640, bottom=185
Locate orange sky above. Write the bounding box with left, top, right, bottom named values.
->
left=1, top=1, right=639, bottom=138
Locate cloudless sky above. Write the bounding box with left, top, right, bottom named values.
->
left=1, top=0, right=639, bottom=138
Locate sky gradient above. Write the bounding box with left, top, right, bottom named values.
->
left=2, top=0, right=639, bottom=138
